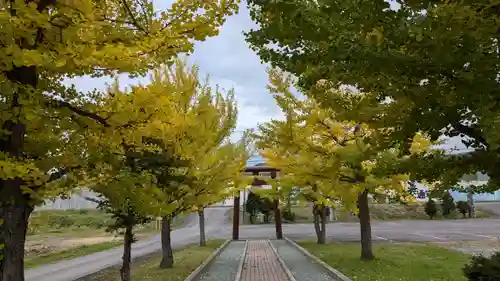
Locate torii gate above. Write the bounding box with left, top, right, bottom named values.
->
left=232, top=164, right=283, bottom=240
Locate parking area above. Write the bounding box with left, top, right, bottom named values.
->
left=239, top=218, right=500, bottom=243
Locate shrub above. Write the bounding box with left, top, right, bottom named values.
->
left=282, top=209, right=296, bottom=222
left=424, top=199, right=437, bottom=219
left=47, top=215, right=75, bottom=228
left=456, top=201, right=470, bottom=218
left=441, top=191, right=456, bottom=217
left=27, top=219, right=42, bottom=235
left=463, top=252, right=500, bottom=281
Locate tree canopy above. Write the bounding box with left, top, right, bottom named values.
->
left=0, top=0, right=239, bottom=207
left=254, top=69, right=419, bottom=209
left=252, top=68, right=432, bottom=256
left=1, top=1, right=239, bottom=278
left=85, top=60, right=240, bottom=217
left=245, top=0, right=500, bottom=193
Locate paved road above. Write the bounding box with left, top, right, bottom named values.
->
left=241, top=219, right=500, bottom=243
left=183, top=206, right=230, bottom=228
left=25, top=208, right=500, bottom=281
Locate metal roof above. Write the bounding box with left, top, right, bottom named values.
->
left=245, top=154, right=279, bottom=172
left=246, top=154, right=265, bottom=167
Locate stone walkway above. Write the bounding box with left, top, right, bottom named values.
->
left=271, top=240, right=342, bottom=281
left=192, top=239, right=343, bottom=281
left=192, top=240, right=247, bottom=281
left=240, top=240, right=290, bottom=281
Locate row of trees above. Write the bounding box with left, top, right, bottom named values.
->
left=84, top=61, right=252, bottom=280
left=0, top=1, right=244, bottom=281
left=251, top=69, right=430, bottom=259
left=243, top=0, right=500, bottom=261
left=424, top=193, right=472, bottom=219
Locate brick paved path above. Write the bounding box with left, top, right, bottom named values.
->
left=240, top=240, right=291, bottom=281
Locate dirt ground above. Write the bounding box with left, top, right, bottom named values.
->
left=25, top=227, right=158, bottom=257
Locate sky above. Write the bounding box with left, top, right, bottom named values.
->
left=68, top=2, right=467, bottom=152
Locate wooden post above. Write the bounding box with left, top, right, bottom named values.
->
left=274, top=199, right=283, bottom=239
left=271, top=171, right=283, bottom=239
left=233, top=195, right=240, bottom=240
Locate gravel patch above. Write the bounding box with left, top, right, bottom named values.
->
left=271, top=240, right=341, bottom=281
left=193, top=241, right=246, bottom=281
left=436, top=240, right=500, bottom=257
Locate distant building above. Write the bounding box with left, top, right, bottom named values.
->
left=413, top=172, right=498, bottom=202
left=222, top=154, right=273, bottom=206
left=36, top=188, right=99, bottom=211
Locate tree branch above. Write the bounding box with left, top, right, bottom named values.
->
left=120, top=0, right=149, bottom=34
left=450, top=121, right=487, bottom=149
left=51, top=99, right=110, bottom=127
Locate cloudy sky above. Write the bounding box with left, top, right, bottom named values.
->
left=69, top=2, right=467, bottom=151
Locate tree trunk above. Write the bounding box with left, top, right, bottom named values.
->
left=0, top=182, right=33, bottom=281
left=232, top=196, right=240, bottom=240
left=358, top=189, right=374, bottom=260
left=263, top=212, right=270, bottom=223
left=160, top=216, right=174, bottom=268
left=120, top=224, right=133, bottom=281
left=320, top=206, right=327, bottom=244
left=313, top=204, right=320, bottom=239
left=467, top=186, right=476, bottom=218
left=313, top=204, right=327, bottom=244
left=198, top=209, right=206, bottom=246
left=312, top=204, right=326, bottom=244
left=0, top=66, right=36, bottom=281
left=274, top=199, right=283, bottom=239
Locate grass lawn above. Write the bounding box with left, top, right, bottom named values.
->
left=234, top=203, right=493, bottom=225
left=29, top=210, right=186, bottom=236
left=299, top=241, right=471, bottom=281
left=25, top=241, right=122, bottom=269
left=87, top=239, right=225, bottom=281
left=289, top=203, right=492, bottom=223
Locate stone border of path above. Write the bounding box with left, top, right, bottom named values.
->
left=234, top=240, right=248, bottom=281
left=284, top=237, right=352, bottom=281
left=184, top=239, right=231, bottom=281
left=267, top=239, right=296, bottom=281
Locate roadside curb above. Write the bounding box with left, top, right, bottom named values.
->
left=184, top=239, right=231, bottom=281
left=233, top=240, right=248, bottom=281
left=268, top=240, right=296, bottom=281
left=284, top=237, right=352, bottom=281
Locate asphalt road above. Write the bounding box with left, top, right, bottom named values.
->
left=249, top=218, right=500, bottom=243
left=25, top=207, right=500, bottom=281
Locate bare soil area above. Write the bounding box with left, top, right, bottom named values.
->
left=435, top=239, right=500, bottom=257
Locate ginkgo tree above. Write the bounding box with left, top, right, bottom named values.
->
left=186, top=138, right=251, bottom=246
left=147, top=61, right=244, bottom=268
left=92, top=60, right=242, bottom=269
left=254, top=147, right=343, bottom=244
left=87, top=188, right=153, bottom=281
left=80, top=63, right=202, bottom=280
left=254, top=69, right=432, bottom=259
left=0, top=1, right=238, bottom=280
